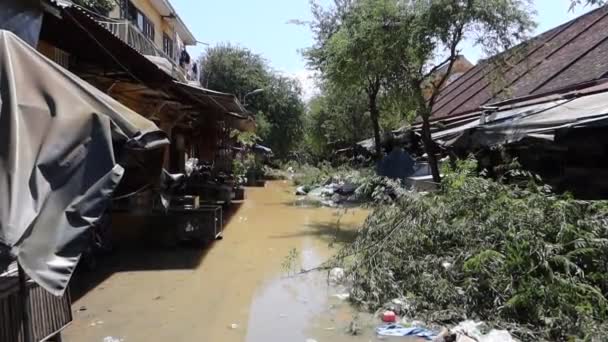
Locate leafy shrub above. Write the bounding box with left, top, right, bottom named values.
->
left=289, top=162, right=407, bottom=205
left=292, top=163, right=332, bottom=187
left=354, top=175, right=408, bottom=205
left=336, top=159, right=608, bottom=341
left=291, top=162, right=366, bottom=187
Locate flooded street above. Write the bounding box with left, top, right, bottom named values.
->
left=62, top=181, right=377, bottom=342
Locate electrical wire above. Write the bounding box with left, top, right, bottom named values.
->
left=64, top=9, right=145, bottom=85
left=112, top=182, right=152, bottom=200
left=64, top=4, right=247, bottom=119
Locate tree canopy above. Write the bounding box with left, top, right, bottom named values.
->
left=200, top=43, right=269, bottom=101
left=305, top=0, right=411, bottom=157
left=199, top=44, right=305, bottom=159
left=304, top=86, right=372, bottom=160
left=570, top=0, right=607, bottom=9
left=305, top=0, right=535, bottom=180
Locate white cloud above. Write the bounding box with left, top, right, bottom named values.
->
left=295, top=69, right=320, bottom=102
left=286, top=69, right=320, bottom=102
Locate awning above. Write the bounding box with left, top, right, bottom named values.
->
left=432, top=115, right=482, bottom=147
left=173, top=81, right=256, bottom=131
left=0, top=30, right=168, bottom=295
left=466, top=91, right=608, bottom=147
left=357, top=129, right=420, bottom=153
left=41, top=2, right=173, bottom=86
left=172, top=81, right=248, bottom=115
left=36, top=2, right=255, bottom=130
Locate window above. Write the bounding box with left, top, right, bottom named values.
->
left=141, top=15, right=155, bottom=41
left=163, top=33, right=174, bottom=59
left=125, top=1, right=155, bottom=41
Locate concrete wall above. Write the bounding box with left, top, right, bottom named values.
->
left=131, top=0, right=163, bottom=47
left=108, top=0, right=177, bottom=59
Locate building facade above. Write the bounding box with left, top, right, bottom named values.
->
left=103, top=0, right=199, bottom=83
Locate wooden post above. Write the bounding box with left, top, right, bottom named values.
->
left=159, top=119, right=174, bottom=171
left=18, top=263, right=33, bottom=342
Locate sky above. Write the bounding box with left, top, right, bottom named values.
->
left=171, top=0, right=601, bottom=100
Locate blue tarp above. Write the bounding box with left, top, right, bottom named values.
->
left=377, top=148, right=416, bottom=181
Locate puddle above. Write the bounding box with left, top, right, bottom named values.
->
left=63, top=181, right=371, bottom=342
left=246, top=242, right=329, bottom=342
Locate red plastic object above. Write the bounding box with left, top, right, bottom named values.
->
left=382, top=310, right=397, bottom=323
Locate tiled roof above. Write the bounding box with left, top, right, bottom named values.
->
left=431, top=5, right=608, bottom=120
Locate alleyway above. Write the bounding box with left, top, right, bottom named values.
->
left=62, top=181, right=371, bottom=342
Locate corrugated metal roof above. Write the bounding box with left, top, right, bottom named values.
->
left=431, top=5, right=608, bottom=120
left=41, top=2, right=250, bottom=120
left=465, top=89, right=608, bottom=147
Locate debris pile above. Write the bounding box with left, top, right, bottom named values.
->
left=448, top=321, right=515, bottom=342
left=291, top=164, right=406, bottom=206
left=335, top=159, right=608, bottom=341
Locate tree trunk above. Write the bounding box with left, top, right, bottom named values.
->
left=411, top=78, right=442, bottom=183
left=369, top=96, right=382, bottom=159
left=421, top=112, right=441, bottom=183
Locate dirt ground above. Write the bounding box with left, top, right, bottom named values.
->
left=62, top=181, right=387, bottom=342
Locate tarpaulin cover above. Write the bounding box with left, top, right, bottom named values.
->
left=0, top=30, right=169, bottom=295
left=0, top=0, right=43, bottom=47
left=172, top=81, right=256, bottom=132
left=466, top=92, right=608, bottom=147
left=432, top=116, right=481, bottom=147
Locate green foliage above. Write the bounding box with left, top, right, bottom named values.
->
left=200, top=43, right=269, bottom=97
left=305, top=0, right=534, bottom=172
left=305, top=0, right=417, bottom=155
left=303, top=87, right=374, bottom=160
left=336, top=160, right=608, bottom=340
left=257, top=75, right=305, bottom=159
left=200, top=44, right=305, bottom=160
left=306, top=0, right=405, bottom=93
left=230, top=130, right=263, bottom=185
left=254, top=112, right=272, bottom=143
left=353, top=175, right=407, bottom=205
left=288, top=162, right=407, bottom=206
left=291, top=162, right=344, bottom=188
left=230, top=129, right=260, bottom=148
left=569, top=0, right=607, bottom=10
left=281, top=248, right=300, bottom=275
left=232, top=154, right=254, bottom=186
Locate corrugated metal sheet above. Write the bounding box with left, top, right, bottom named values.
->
left=0, top=266, right=72, bottom=342
left=466, top=89, right=608, bottom=147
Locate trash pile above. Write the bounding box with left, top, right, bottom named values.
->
left=292, top=166, right=407, bottom=207
left=295, top=181, right=359, bottom=207
left=332, top=159, right=608, bottom=341
left=373, top=301, right=517, bottom=341
left=449, top=321, right=515, bottom=342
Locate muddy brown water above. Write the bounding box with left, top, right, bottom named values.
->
left=63, top=180, right=422, bottom=342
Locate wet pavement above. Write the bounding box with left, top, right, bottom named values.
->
left=62, top=181, right=382, bottom=342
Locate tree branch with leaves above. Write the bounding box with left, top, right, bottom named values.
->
left=304, top=0, right=410, bottom=159
left=305, top=0, right=534, bottom=179
left=404, top=0, right=534, bottom=182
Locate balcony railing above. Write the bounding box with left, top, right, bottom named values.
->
left=96, top=19, right=200, bottom=84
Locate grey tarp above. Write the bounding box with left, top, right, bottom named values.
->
left=171, top=81, right=256, bottom=132
left=432, top=116, right=481, bottom=146
left=460, top=91, right=608, bottom=148
left=0, top=0, right=43, bottom=47
left=0, top=30, right=169, bottom=295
